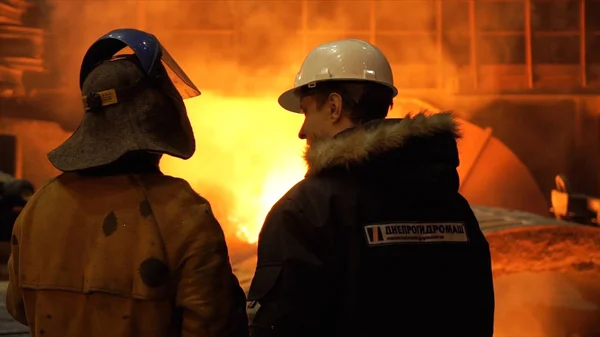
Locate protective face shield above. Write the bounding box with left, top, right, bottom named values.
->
left=79, top=28, right=200, bottom=111
left=278, top=39, right=398, bottom=113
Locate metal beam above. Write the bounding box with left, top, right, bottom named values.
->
left=435, top=0, right=443, bottom=89
left=580, top=0, right=588, bottom=87
left=524, top=0, right=534, bottom=89
left=302, top=30, right=434, bottom=36
left=301, top=0, right=308, bottom=52
left=159, top=29, right=235, bottom=35
left=369, top=0, right=376, bottom=45
left=227, top=1, right=240, bottom=65
left=468, top=0, right=479, bottom=90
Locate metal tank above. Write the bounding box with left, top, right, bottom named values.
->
left=392, top=98, right=550, bottom=216
left=475, top=205, right=600, bottom=337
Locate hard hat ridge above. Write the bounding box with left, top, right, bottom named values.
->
left=278, top=38, right=398, bottom=113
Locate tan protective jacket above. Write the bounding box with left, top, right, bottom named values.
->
left=5, top=172, right=247, bottom=337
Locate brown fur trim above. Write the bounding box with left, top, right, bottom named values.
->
left=304, top=111, right=461, bottom=176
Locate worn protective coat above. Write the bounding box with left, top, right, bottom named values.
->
left=247, top=112, right=495, bottom=337
left=6, top=172, right=248, bottom=337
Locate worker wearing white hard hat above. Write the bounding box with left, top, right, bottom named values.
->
left=277, top=38, right=398, bottom=114
left=247, top=39, right=494, bottom=337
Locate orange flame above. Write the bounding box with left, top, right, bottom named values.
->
left=160, top=92, right=306, bottom=244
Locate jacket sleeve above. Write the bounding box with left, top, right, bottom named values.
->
left=464, top=204, right=496, bottom=337
left=175, top=201, right=248, bottom=337
left=5, top=214, right=28, bottom=326
left=247, top=197, right=333, bottom=337
left=471, top=234, right=495, bottom=337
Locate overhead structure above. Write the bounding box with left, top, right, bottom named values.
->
left=0, top=0, right=44, bottom=98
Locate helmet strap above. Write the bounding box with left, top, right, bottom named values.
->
left=81, top=75, right=158, bottom=112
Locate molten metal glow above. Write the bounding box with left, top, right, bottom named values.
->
left=160, top=92, right=306, bottom=244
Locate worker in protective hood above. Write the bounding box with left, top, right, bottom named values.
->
left=247, top=39, right=495, bottom=337
left=5, top=28, right=248, bottom=337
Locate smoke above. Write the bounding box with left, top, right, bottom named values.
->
left=40, top=0, right=532, bottom=122
left=14, top=4, right=600, bottom=334
left=43, top=0, right=342, bottom=108
left=33, top=0, right=525, bottom=241
left=38, top=0, right=355, bottom=241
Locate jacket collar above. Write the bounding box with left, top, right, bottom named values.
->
left=303, top=111, right=461, bottom=176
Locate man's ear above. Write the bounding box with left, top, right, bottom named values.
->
left=328, top=93, right=343, bottom=123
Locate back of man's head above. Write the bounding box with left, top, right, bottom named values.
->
left=82, top=56, right=190, bottom=153
left=82, top=56, right=178, bottom=120
left=47, top=56, right=195, bottom=172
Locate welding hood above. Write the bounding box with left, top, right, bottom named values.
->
left=79, top=28, right=200, bottom=111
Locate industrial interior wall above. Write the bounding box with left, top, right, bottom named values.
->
left=16, top=0, right=600, bottom=201
left=0, top=117, right=65, bottom=188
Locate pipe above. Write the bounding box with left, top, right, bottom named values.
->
left=524, top=0, right=534, bottom=89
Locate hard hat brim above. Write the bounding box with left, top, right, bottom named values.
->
left=278, top=87, right=302, bottom=113
left=278, top=80, right=399, bottom=114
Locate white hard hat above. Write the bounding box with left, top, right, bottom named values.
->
left=278, top=39, right=398, bottom=113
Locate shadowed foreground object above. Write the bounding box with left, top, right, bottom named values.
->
left=6, top=202, right=599, bottom=337
left=230, top=205, right=600, bottom=337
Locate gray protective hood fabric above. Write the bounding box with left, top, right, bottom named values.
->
left=48, top=57, right=196, bottom=172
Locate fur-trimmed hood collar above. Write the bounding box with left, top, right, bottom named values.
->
left=304, top=111, right=461, bottom=176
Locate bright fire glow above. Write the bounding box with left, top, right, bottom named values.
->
left=160, top=92, right=306, bottom=244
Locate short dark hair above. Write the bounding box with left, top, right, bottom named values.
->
left=298, top=81, right=394, bottom=124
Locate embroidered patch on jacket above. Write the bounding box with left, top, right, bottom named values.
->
left=364, top=222, right=469, bottom=246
